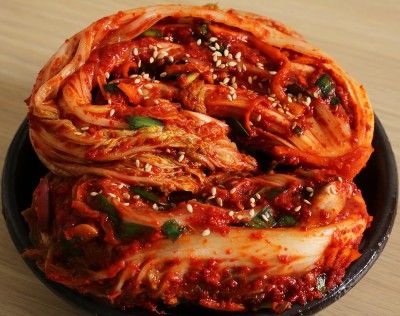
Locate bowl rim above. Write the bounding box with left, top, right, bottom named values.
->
left=1, top=115, right=398, bottom=316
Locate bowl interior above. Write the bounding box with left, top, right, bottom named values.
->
left=1, top=116, right=398, bottom=316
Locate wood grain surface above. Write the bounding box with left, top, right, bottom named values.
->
left=0, top=1, right=399, bottom=315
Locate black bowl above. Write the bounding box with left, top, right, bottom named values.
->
left=2, top=116, right=398, bottom=316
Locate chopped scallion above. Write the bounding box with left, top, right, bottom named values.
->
left=246, top=207, right=276, bottom=228
left=130, top=187, right=160, bottom=203
left=276, top=214, right=297, bottom=227
left=199, top=23, right=208, bottom=36
left=330, top=95, right=341, bottom=106
left=315, top=74, right=334, bottom=97
left=104, top=83, right=120, bottom=94
left=141, top=29, right=162, bottom=38
left=161, top=219, right=184, bottom=241
left=226, top=118, right=249, bottom=137
left=127, top=116, right=163, bottom=130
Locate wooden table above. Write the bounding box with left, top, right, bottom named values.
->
left=0, top=1, right=399, bottom=315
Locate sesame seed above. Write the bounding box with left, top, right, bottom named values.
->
left=219, top=64, right=226, bottom=69
left=232, top=93, right=237, bottom=100
left=135, top=159, right=140, bottom=168
left=256, top=62, right=264, bottom=69
left=144, top=83, right=153, bottom=89
left=212, top=74, right=218, bottom=80
left=197, top=39, right=202, bottom=45
left=118, top=184, right=124, bottom=189
left=227, top=94, right=233, bottom=101
left=90, top=192, right=98, bottom=196
left=105, top=72, right=110, bottom=79
left=166, top=148, right=171, bottom=153
left=249, top=209, right=256, bottom=217
left=108, top=193, right=116, bottom=198
left=237, top=215, right=244, bottom=220
left=74, top=131, right=82, bottom=136
left=223, top=49, right=229, bottom=57
left=158, top=52, right=168, bottom=59
left=214, top=43, right=220, bottom=50
left=229, top=211, right=234, bottom=217
left=242, top=64, right=247, bottom=71
left=269, top=71, right=277, bottom=75
left=256, top=114, right=262, bottom=122
left=248, top=76, right=253, bottom=84
left=152, top=203, right=159, bottom=210
left=81, top=126, right=89, bottom=131
left=138, top=88, right=143, bottom=96
left=232, top=82, right=238, bottom=89
left=138, top=59, right=142, bottom=67
left=235, top=52, right=241, bottom=60
left=223, top=77, right=230, bottom=85
left=228, top=53, right=233, bottom=59
left=294, top=205, right=302, bottom=212
left=122, top=192, right=130, bottom=199
left=288, top=96, right=293, bottom=103
left=213, top=51, right=222, bottom=57
left=186, top=204, right=193, bottom=213
left=216, top=60, right=222, bottom=67
left=313, top=91, right=319, bottom=98
left=143, top=73, right=150, bottom=79
left=133, top=195, right=140, bottom=199
left=305, top=96, right=312, bottom=106
left=230, top=187, right=237, bottom=194
left=109, top=109, right=115, bottom=117
left=209, top=37, right=218, bottom=42
left=268, top=96, right=275, bottom=101
left=202, top=228, right=211, bottom=236
left=228, top=61, right=237, bottom=67
left=149, top=57, right=154, bottom=63
left=304, top=199, right=312, bottom=205
left=177, top=154, right=184, bottom=162
left=338, top=176, right=343, bottom=182
left=133, top=47, right=138, bottom=56
left=211, top=187, right=217, bottom=196
left=249, top=197, right=256, bottom=204
left=329, top=186, right=337, bottom=195
left=168, top=56, right=174, bottom=63
left=160, top=72, right=167, bottom=78
left=152, top=50, right=158, bottom=59
left=213, top=55, right=218, bottom=62
left=154, top=99, right=160, bottom=104
left=123, top=203, right=130, bottom=206
left=144, top=163, right=152, bottom=172
left=305, top=187, right=314, bottom=193
left=134, top=78, right=141, bottom=84
left=255, top=193, right=261, bottom=200
left=209, top=46, right=216, bottom=51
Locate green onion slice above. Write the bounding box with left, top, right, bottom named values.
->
left=96, top=194, right=153, bottom=239
left=104, top=83, right=120, bottom=94
left=127, top=116, right=163, bottom=130
left=119, top=222, right=154, bottom=239
left=315, top=74, right=334, bottom=97
left=130, top=187, right=160, bottom=203
left=292, top=125, right=303, bottom=136
left=226, top=118, right=249, bottom=137
left=141, top=29, right=162, bottom=38
left=161, top=219, right=184, bottom=241
left=330, top=95, right=341, bottom=106
left=246, top=207, right=276, bottom=228
left=276, top=214, right=297, bottom=227
left=199, top=23, right=208, bottom=36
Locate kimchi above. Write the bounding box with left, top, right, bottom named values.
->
left=24, top=4, right=373, bottom=313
